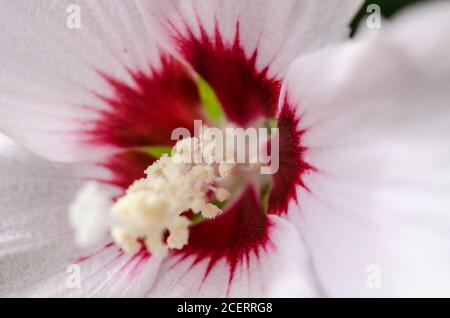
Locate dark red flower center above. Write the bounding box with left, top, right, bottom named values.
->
left=82, top=23, right=311, bottom=286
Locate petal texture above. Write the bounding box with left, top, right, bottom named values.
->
left=147, top=215, right=319, bottom=297
left=0, top=136, right=162, bottom=297
left=0, top=0, right=161, bottom=161
left=282, top=2, right=450, bottom=297
left=138, top=0, right=362, bottom=126
left=143, top=0, right=363, bottom=78
left=11, top=244, right=162, bottom=297
left=0, top=135, right=101, bottom=295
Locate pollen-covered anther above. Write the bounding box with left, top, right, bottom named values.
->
left=145, top=232, right=169, bottom=258
left=166, top=216, right=190, bottom=249
left=107, top=135, right=232, bottom=256
left=214, top=188, right=230, bottom=202
left=110, top=226, right=141, bottom=254
left=218, top=163, right=236, bottom=178
left=191, top=165, right=215, bottom=183
left=201, top=203, right=222, bottom=219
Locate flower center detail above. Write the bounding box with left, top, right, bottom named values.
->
left=110, top=135, right=233, bottom=256
left=69, top=25, right=312, bottom=287
left=70, top=123, right=276, bottom=257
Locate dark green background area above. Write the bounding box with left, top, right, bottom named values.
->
left=351, top=0, right=426, bottom=34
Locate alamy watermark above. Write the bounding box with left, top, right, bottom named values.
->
left=366, top=4, right=382, bottom=29
left=66, top=264, right=81, bottom=289
left=171, top=120, right=279, bottom=175
left=66, top=4, right=81, bottom=29
left=366, top=264, right=382, bottom=289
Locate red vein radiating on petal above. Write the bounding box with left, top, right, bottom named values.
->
left=120, top=247, right=152, bottom=281
left=82, top=16, right=311, bottom=290
left=74, top=242, right=115, bottom=264
left=172, top=21, right=281, bottom=127
left=175, top=186, right=273, bottom=292
left=268, top=100, right=315, bottom=215
left=87, top=56, right=203, bottom=149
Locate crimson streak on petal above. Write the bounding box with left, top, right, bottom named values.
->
left=268, top=100, right=315, bottom=216
left=82, top=17, right=311, bottom=291
left=176, top=186, right=273, bottom=293
left=173, top=21, right=281, bottom=127
left=87, top=56, right=203, bottom=149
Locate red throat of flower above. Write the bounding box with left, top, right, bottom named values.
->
left=79, top=21, right=312, bottom=290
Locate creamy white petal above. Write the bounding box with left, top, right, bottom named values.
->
left=0, top=0, right=161, bottom=161
left=0, top=136, right=163, bottom=297
left=9, top=244, right=162, bottom=297
left=282, top=2, right=450, bottom=297
left=140, top=0, right=363, bottom=78
left=0, top=135, right=111, bottom=295
left=146, top=216, right=319, bottom=297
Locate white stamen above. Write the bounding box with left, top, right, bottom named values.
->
left=68, top=182, right=111, bottom=248
left=166, top=216, right=190, bottom=249
left=110, top=226, right=141, bottom=254
left=201, top=203, right=222, bottom=219
left=68, top=125, right=269, bottom=257
left=107, top=131, right=235, bottom=256
left=214, top=188, right=230, bottom=202
left=218, top=163, right=236, bottom=178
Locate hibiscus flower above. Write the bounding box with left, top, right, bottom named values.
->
left=1, top=0, right=449, bottom=298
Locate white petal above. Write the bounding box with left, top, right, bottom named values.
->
left=0, top=0, right=160, bottom=161
left=146, top=216, right=319, bottom=297
left=282, top=2, right=450, bottom=297
left=141, top=0, right=363, bottom=78
left=9, top=245, right=162, bottom=297
left=0, top=136, right=112, bottom=295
